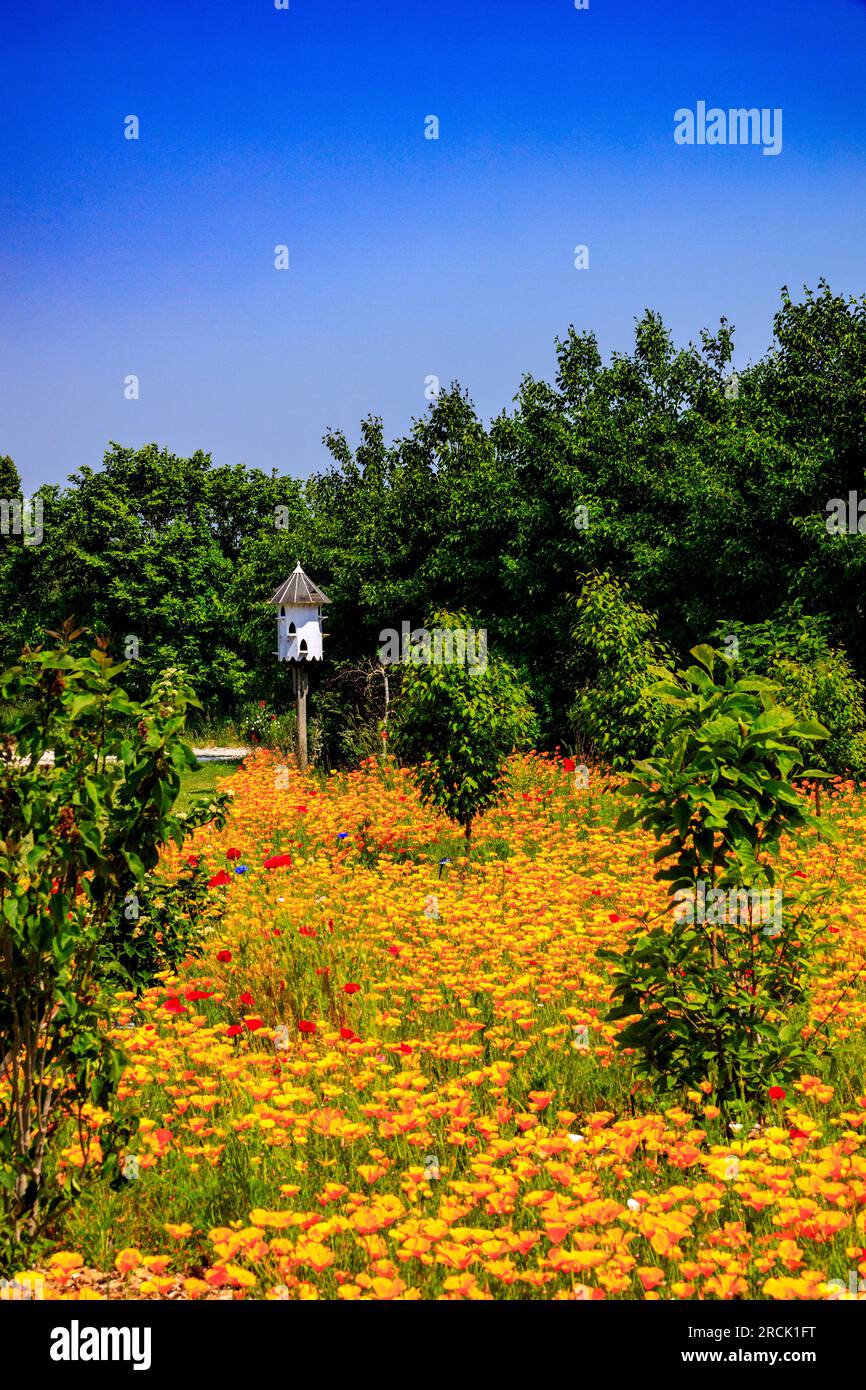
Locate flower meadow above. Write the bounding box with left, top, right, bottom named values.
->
left=24, top=753, right=866, bottom=1302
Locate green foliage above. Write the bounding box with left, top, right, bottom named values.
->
left=571, top=571, right=674, bottom=764
left=316, top=658, right=396, bottom=768
left=3, top=284, right=866, bottom=755
left=335, top=708, right=388, bottom=765
left=717, top=608, right=866, bottom=777
left=0, top=454, right=21, bottom=496
left=0, top=443, right=309, bottom=715
left=240, top=701, right=299, bottom=758
left=241, top=700, right=280, bottom=745
left=0, top=624, right=228, bottom=1250
left=392, top=610, right=536, bottom=846
left=606, top=644, right=835, bottom=1106
left=97, top=860, right=226, bottom=991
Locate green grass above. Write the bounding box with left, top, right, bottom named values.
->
left=175, top=761, right=241, bottom=814
left=185, top=714, right=248, bottom=745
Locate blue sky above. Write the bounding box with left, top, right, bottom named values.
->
left=2, top=0, right=866, bottom=492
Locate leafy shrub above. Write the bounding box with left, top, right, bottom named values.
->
left=0, top=625, right=227, bottom=1251
left=98, top=859, right=227, bottom=991
left=606, top=644, right=834, bottom=1108
left=571, top=571, right=674, bottom=765
left=717, top=608, right=866, bottom=777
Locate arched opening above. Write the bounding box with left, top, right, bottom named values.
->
left=298, top=638, right=308, bottom=656
left=288, top=621, right=296, bottom=635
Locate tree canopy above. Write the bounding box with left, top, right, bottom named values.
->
left=2, top=281, right=865, bottom=763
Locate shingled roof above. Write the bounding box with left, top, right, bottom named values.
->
left=269, top=562, right=331, bottom=607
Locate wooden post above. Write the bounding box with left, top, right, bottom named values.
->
left=293, top=663, right=309, bottom=772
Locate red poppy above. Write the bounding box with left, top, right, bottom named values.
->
left=226, top=1024, right=243, bottom=1038
left=793, top=870, right=807, bottom=880
left=226, top=848, right=242, bottom=860
left=399, top=1042, right=413, bottom=1055
left=340, top=1027, right=357, bottom=1041
left=164, top=998, right=186, bottom=1014
left=299, top=925, right=316, bottom=938
left=298, top=1020, right=316, bottom=1034
left=217, top=950, right=232, bottom=963
left=184, top=989, right=214, bottom=1002
left=244, top=1017, right=264, bottom=1032
left=186, top=856, right=199, bottom=868
left=788, top=1128, right=808, bottom=1140
left=562, top=757, right=576, bottom=772
left=609, top=913, right=621, bottom=923
left=239, top=992, right=254, bottom=1006
left=388, top=945, right=401, bottom=957
left=263, top=853, right=293, bottom=870
left=343, top=983, right=360, bottom=995
left=295, top=805, right=307, bottom=814
left=769, top=1086, right=787, bottom=1101
left=154, top=1128, right=173, bottom=1146
left=208, top=869, right=232, bottom=888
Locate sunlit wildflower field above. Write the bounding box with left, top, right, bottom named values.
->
left=29, top=753, right=866, bottom=1301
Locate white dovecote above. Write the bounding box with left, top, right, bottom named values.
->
left=269, top=562, right=331, bottom=662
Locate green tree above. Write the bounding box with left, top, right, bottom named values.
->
left=0, top=443, right=309, bottom=715
left=571, top=570, right=674, bottom=763
left=392, top=610, right=536, bottom=851
left=605, top=645, right=834, bottom=1107
left=0, top=454, right=20, bottom=496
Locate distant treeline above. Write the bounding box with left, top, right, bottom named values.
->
left=2, top=281, right=865, bottom=763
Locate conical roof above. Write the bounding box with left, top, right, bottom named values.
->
left=269, top=562, right=331, bottom=606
